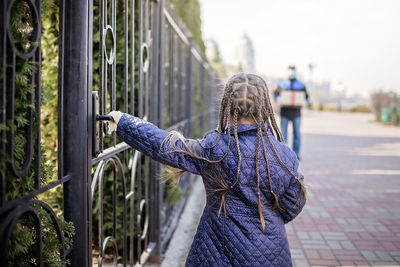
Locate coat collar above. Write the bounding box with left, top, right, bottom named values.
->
left=226, top=123, right=271, bottom=135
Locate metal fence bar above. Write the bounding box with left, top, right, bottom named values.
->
left=149, top=0, right=164, bottom=262
left=62, top=0, right=90, bottom=266
left=185, top=38, right=194, bottom=137
left=0, top=0, right=5, bottom=208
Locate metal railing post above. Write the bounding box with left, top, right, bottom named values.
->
left=186, top=39, right=194, bottom=137
left=0, top=0, right=6, bottom=208
left=149, top=0, right=164, bottom=263
left=209, top=71, right=217, bottom=129
left=62, top=0, right=90, bottom=266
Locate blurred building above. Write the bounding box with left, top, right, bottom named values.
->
left=235, top=34, right=255, bottom=73
left=311, top=81, right=370, bottom=110
left=307, top=81, right=332, bottom=106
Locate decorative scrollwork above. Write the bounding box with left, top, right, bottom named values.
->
left=0, top=200, right=69, bottom=267
left=92, top=156, right=127, bottom=266
left=141, top=43, right=150, bottom=73
left=4, top=0, right=41, bottom=179
left=138, top=199, right=149, bottom=240
left=99, top=236, right=118, bottom=267
left=103, top=25, right=116, bottom=65
left=6, top=0, right=41, bottom=60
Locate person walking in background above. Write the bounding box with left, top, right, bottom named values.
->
left=274, top=65, right=309, bottom=160
left=108, top=73, right=306, bottom=266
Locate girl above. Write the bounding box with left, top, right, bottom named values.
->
left=108, top=73, right=306, bottom=267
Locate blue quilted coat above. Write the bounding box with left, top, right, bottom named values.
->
left=117, top=113, right=306, bottom=267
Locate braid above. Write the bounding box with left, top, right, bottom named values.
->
left=232, top=109, right=242, bottom=188
left=255, top=109, right=265, bottom=231
left=266, top=96, right=284, bottom=141
left=262, top=79, right=284, bottom=142
left=217, top=82, right=231, bottom=131
left=261, top=123, right=282, bottom=211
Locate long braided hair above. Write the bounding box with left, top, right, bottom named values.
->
left=162, top=73, right=306, bottom=231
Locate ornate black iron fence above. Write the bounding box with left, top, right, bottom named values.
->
left=0, top=0, right=216, bottom=266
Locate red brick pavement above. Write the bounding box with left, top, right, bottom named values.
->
left=286, top=127, right=400, bottom=267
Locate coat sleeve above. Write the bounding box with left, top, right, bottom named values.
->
left=279, top=161, right=306, bottom=224
left=116, top=113, right=206, bottom=175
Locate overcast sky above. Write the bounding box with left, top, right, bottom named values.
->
left=199, top=0, right=400, bottom=96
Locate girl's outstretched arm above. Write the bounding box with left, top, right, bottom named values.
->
left=111, top=112, right=206, bottom=175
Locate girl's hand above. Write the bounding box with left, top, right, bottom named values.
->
left=107, top=111, right=123, bottom=132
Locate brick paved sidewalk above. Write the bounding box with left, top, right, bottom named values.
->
left=287, top=111, right=400, bottom=266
